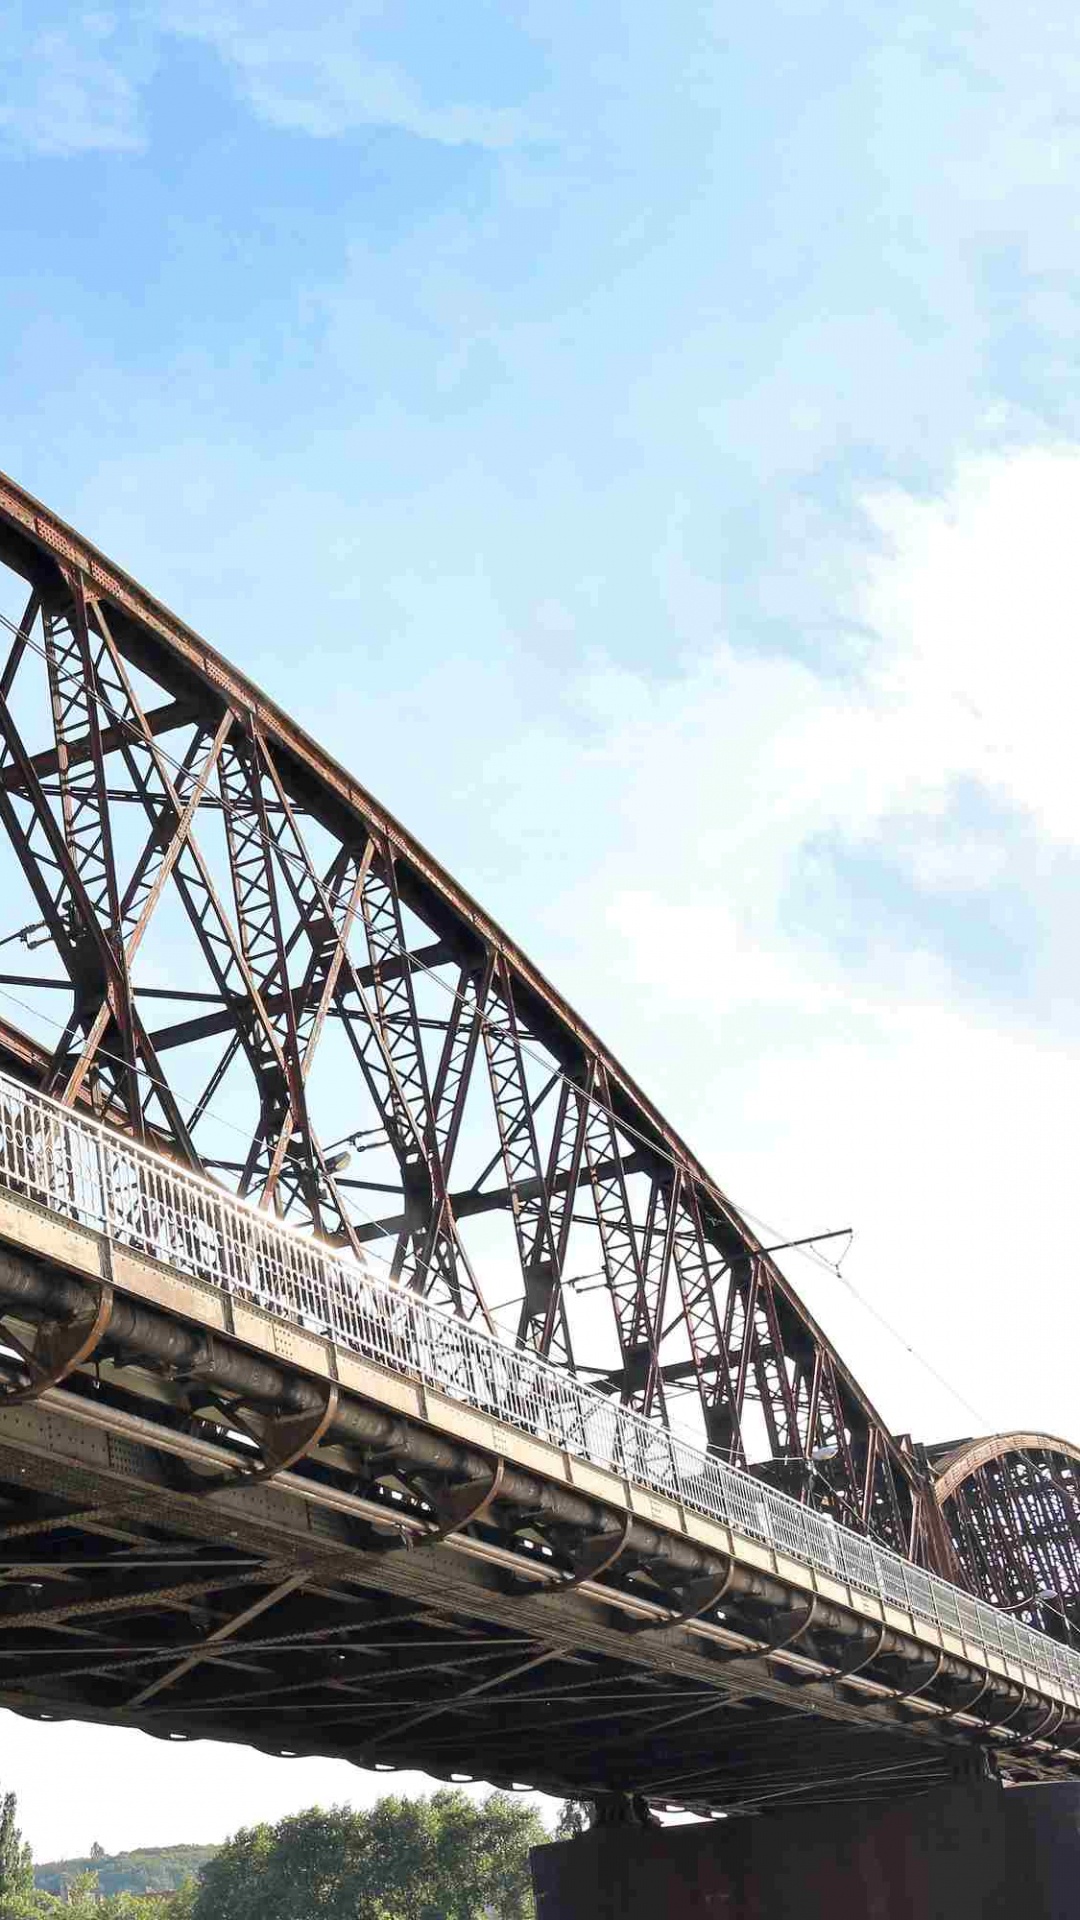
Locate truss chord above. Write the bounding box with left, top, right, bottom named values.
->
left=0, top=497, right=970, bottom=1583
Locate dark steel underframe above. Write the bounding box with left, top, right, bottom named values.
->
left=0, top=471, right=937, bottom=1567
left=0, top=1241, right=1075, bottom=1814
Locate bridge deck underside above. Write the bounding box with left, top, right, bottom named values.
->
left=0, top=1171, right=1073, bottom=1812
left=0, top=462, right=1073, bottom=1820
left=0, top=1392, right=951, bottom=1818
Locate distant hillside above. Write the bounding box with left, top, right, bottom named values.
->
left=35, top=1843, right=219, bottom=1897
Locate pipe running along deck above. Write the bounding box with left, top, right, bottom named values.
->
left=0, top=1067, right=1074, bottom=1809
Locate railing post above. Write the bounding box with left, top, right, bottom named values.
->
left=1, top=1066, right=1079, bottom=1697
left=93, top=1130, right=109, bottom=1240
left=869, top=1545, right=882, bottom=1610
left=669, top=1431, right=685, bottom=1507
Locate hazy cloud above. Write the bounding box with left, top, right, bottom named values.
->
left=0, top=8, right=147, bottom=156
left=165, top=1, right=539, bottom=148
left=507, top=446, right=1080, bottom=1438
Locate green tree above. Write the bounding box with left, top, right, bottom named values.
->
left=426, top=1792, right=544, bottom=1920
left=35, top=1846, right=217, bottom=1900
left=0, top=1789, right=35, bottom=1917
left=33, top=1879, right=172, bottom=1919
left=59, top=1870, right=101, bottom=1916
left=188, top=1823, right=275, bottom=1920
left=192, top=1792, right=545, bottom=1920
left=162, top=1878, right=198, bottom=1917
left=0, top=1798, right=180, bottom=1920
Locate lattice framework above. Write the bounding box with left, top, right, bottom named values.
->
left=0, top=474, right=940, bottom=1562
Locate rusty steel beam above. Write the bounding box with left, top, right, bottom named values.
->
left=0, top=697, right=198, bottom=791
left=930, top=1435, right=1080, bottom=1644
left=0, top=1275, right=1072, bottom=1807
left=0, top=470, right=933, bottom=1560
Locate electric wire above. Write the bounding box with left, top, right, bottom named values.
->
left=0, top=974, right=400, bottom=1277
left=0, top=602, right=1017, bottom=1433
left=1, top=601, right=1074, bottom=1636
left=0, top=604, right=1009, bottom=1428
left=0, top=600, right=771, bottom=1211
left=734, top=1201, right=992, bottom=1430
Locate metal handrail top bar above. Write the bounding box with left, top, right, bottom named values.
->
left=0, top=1063, right=1076, bottom=1703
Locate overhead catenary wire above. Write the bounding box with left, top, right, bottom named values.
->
left=0, top=600, right=804, bottom=1209
left=735, top=1200, right=993, bottom=1431
left=0, top=602, right=918, bottom=1246
left=0, top=605, right=999, bottom=1429
left=0, top=601, right=1002, bottom=1432
left=0, top=975, right=401, bottom=1276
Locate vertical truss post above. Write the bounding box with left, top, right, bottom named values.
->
left=41, top=577, right=139, bottom=1126
left=61, top=716, right=232, bottom=1141
left=665, top=1184, right=747, bottom=1462
left=583, top=1065, right=666, bottom=1423
left=0, top=587, right=194, bottom=1146
left=481, top=956, right=585, bottom=1368
left=430, top=958, right=491, bottom=1173
left=526, top=1073, right=591, bottom=1366
left=253, top=751, right=490, bottom=1322
left=219, top=722, right=324, bottom=1226
left=357, top=839, right=484, bottom=1317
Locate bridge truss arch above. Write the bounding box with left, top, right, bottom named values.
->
left=0, top=476, right=1078, bottom=1804
left=931, top=1434, right=1080, bottom=1642
left=0, top=471, right=939, bottom=1564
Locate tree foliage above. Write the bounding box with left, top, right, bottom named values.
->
left=3, top=1874, right=192, bottom=1918
left=35, top=1848, right=216, bottom=1900
left=1, top=1783, right=548, bottom=1919
left=192, top=1792, right=544, bottom=1920
left=0, top=1791, right=194, bottom=1920
left=0, top=1790, right=35, bottom=1912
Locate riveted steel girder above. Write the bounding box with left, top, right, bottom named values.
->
left=0, top=471, right=934, bottom=1561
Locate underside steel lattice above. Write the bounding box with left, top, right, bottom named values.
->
left=0, top=469, right=1072, bottom=1691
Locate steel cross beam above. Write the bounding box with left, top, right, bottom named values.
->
left=0, top=470, right=932, bottom=1563
left=931, top=1437, right=1080, bottom=1642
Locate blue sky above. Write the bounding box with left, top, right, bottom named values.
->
left=3, top=0, right=1080, bottom=1855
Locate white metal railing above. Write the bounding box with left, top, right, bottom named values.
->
left=0, top=1066, right=1077, bottom=1708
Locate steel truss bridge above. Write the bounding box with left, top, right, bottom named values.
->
left=0, top=471, right=1074, bottom=1816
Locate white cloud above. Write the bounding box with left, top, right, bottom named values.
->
left=165, top=2, right=536, bottom=148
left=0, top=1, right=540, bottom=165
left=864, top=448, right=1080, bottom=845
left=0, top=13, right=146, bottom=157
left=505, top=445, right=1080, bottom=1446
left=564, top=443, right=1080, bottom=914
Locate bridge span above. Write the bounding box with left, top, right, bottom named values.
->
left=0, top=473, right=1074, bottom=1828
left=0, top=1064, right=1076, bottom=1816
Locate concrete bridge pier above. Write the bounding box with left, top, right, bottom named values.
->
left=530, top=1781, right=1080, bottom=1918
